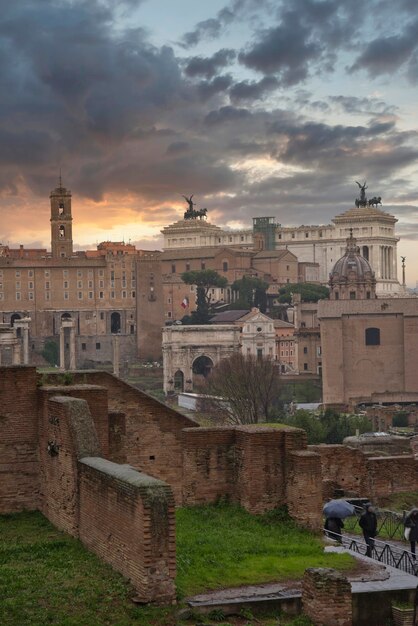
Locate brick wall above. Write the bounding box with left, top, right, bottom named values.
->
left=302, top=568, right=352, bottom=626
left=182, top=427, right=236, bottom=505
left=234, top=428, right=287, bottom=514
left=37, top=391, right=176, bottom=603
left=182, top=425, right=311, bottom=516
left=38, top=384, right=109, bottom=457
left=309, top=444, right=367, bottom=497
left=67, top=371, right=197, bottom=504
left=0, top=366, right=40, bottom=513
left=79, top=459, right=176, bottom=604
left=286, top=451, right=323, bottom=530
left=39, top=396, right=101, bottom=536
left=366, top=455, right=418, bottom=499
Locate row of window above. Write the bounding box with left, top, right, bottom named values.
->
left=2, top=268, right=133, bottom=279
left=0, top=291, right=136, bottom=301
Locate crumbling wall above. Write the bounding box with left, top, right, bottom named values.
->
left=302, top=568, right=352, bottom=626
left=182, top=425, right=313, bottom=517
left=0, top=366, right=40, bottom=513
left=287, top=451, right=323, bottom=530
left=79, top=459, right=176, bottom=604
left=67, top=371, right=198, bottom=504
left=39, top=392, right=176, bottom=602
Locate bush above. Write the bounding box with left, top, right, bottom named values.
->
left=41, top=339, right=59, bottom=366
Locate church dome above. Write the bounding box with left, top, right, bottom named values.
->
left=329, top=230, right=376, bottom=300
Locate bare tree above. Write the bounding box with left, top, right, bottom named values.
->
left=208, top=353, right=280, bottom=424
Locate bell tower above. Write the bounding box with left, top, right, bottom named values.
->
left=50, top=177, right=73, bottom=259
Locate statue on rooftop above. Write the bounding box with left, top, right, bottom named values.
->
left=355, top=180, right=368, bottom=208
left=182, top=195, right=208, bottom=220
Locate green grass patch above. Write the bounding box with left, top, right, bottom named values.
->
left=378, top=491, right=418, bottom=513
left=176, top=503, right=354, bottom=597
left=0, top=511, right=176, bottom=626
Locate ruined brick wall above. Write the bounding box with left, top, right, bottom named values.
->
left=366, top=455, right=418, bottom=500
left=182, top=425, right=310, bottom=515
left=38, top=384, right=109, bottom=457
left=286, top=451, right=323, bottom=530
left=182, top=427, right=236, bottom=505
left=108, top=411, right=127, bottom=463
left=67, top=371, right=197, bottom=503
left=38, top=396, right=101, bottom=536
left=309, top=444, right=367, bottom=497
left=0, top=366, right=40, bottom=513
left=79, top=459, right=176, bottom=603
left=38, top=391, right=176, bottom=603
left=302, top=568, right=352, bottom=626
left=234, top=428, right=287, bottom=514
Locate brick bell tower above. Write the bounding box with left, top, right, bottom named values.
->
left=50, top=175, right=73, bottom=259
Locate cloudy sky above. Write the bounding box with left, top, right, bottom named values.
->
left=1, top=0, right=417, bottom=283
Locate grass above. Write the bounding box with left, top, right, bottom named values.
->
left=176, top=503, right=354, bottom=597
left=378, top=491, right=418, bottom=513
left=1, top=505, right=351, bottom=625
left=0, top=512, right=176, bottom=626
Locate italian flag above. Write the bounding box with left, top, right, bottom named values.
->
left=181, top=297, right=189, bottom=309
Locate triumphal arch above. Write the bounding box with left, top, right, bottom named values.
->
left=162, top=325, right=241, bottom=394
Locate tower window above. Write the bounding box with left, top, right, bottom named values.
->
left=365, top=327, right=380, bottom=346
left=59, top=225, right=65, bottom=238
left=58, top=202, right=64, bottom=215
left=349, top=291, right=356, bottom=299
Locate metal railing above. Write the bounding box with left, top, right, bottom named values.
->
left=343, top=505, right=406, bottom=541
left=324, top=529, right=418, bottom=577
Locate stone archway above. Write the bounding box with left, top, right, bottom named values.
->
left=192, top=355, right=214, bottom=377
left=162, top=325, right=241, bottom=394
left=174, top=370, right=184, bottom=392
left=11, top=313, right=21, bottom=337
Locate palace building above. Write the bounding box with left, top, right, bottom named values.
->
left=0, top=183, right=404, bottom=366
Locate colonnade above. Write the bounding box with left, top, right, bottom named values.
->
left=380, top=246, right=394, bottom=279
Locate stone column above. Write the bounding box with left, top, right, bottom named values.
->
left=12, top=341, right=21, bottom=365
left=59, top=326, right=65, bottom=370
left=113, top=333, right=120, bottom=377
left=22, top=325, right=29, bottom=365
left=69, top=325, right=76, bottom=370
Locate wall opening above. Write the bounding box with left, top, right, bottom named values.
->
left=111, top=312, right=121, bottom=334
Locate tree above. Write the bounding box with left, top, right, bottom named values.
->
left=231, top=276, right=269, bottom=312
left=208, top=353, right=280, bottom=424
left=181, top=270, right=228, bottom=324
left=41, top=339, right=59, bottom=366
left=277, top=283, right=329, bottom=304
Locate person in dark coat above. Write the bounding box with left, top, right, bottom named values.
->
left=325, top=517, right=344, bottom=543
left=404, top=509, right=418, bottom=558
left=359, top=504, right=378, bottom=557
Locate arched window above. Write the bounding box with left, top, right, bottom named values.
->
left=59, top=225, right=65, bottom=238
left=362, top=245, right=369, bottom=261
left=111, top=312, right=121, bottom=334
left=365, top=327, right=380, bottom=346
left=174, top=370, right=184, bottom=391
left=222, top=261, right=228, bottom=272
left=58, top=202, right=64, bottom=216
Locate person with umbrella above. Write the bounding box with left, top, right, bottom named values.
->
left=323, top=500, right=355, bottom=544
left=359, top=503, right=378, bottom=557
left=404, top=508, right=418, bottom=558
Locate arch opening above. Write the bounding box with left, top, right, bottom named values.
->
left=192, top=355, right=214, bottom=377
left=111, top=312, right=121, bottom=334
left=174, top=370, right=184, bottom=392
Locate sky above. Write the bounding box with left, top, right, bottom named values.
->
left=0, top=0, right=418, bottom=284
